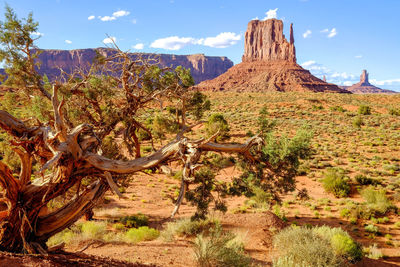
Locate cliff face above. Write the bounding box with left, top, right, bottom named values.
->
left=345, top=70, right=397, bottom=94
left=35, top=48, right=233, bottom=84
left=242, top=19, right=296, bottom=63
left=195, top=19, right=349, bottom=93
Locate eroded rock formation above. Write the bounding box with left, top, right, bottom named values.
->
left=33, top=48, right=233, bottom=84
left=345, top=70, right=397, bottom=94
left=242, top=19, right=296, bottom=63
left=195, top=19, right=349, bottom=93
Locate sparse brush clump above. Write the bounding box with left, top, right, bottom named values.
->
left=118, top=213, right=149, bottom=228
left=322, top=168, right=350, bottom=197
left=354, top=174, right=378, bottom=186
left=358, top=105, right=372, bottom=115
left=352, top=116, right=364, bottom=128
left=273, top=225, right=362, bottom=267
left=206, top=113, right=230, bottom=141
left=193, top=225, right=251, bottom=267
left=161, top=218, right=220, bottom=242
left=360, top=187, right=393, bottom=216
left=125, top=226, right=159, bottom=243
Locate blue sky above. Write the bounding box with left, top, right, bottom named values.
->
left=2, top=0, right=400, bottom=90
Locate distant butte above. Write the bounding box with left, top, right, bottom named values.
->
left=195, top=19, right=350, bottom=93
left=344, top=70, right=397, bottom=94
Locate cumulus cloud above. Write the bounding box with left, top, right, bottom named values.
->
left=355, top=55, right=363, bottom=59
left=303, top=30, right=312, bottom=38
left=320, top=29, right=329, bottom=33
left=370, top=78, right=400, bottom=86
left=301, top=60, right=357, bottom=85
left=88, top=15, right=95, bottom=20
left=151, top=32, right=240, bottom=50
left=103, top=36, right=116, bottom=44
left=327, top=28, right=337, bottom=38
left=198, top=32, right=241, bottom=48
left=131, top=18, right=137, bottom=24
left=264, top=8, right=278, bottom=20
left=65, top=40, right=72, bottom=44
left=150, top=36, right=196, bottom=50
left=113, top=10, right=130, bottom=17
left=100, top=16, right=116, bottom=22
left=98, top=10, right=130, bottom=22
left=133, top=43, right=144, bottom=50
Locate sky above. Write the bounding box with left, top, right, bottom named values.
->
left=2, top=0, right=400, bottom=91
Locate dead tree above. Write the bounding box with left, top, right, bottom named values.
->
left=0, top=83, right=267, bottom=253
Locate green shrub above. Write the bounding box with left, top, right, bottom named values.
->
left=206, top=113, right=230, bottom=141
left=330, top=106, right=346, bottom=112
left=358, top=105, right=371, bottom=115
left=118, top=213, right=149, bottom=228
left=125, top=226, right=159, bottom=243
left=361, top=187, right=393, bottom=215
left=161, top=218, right=220, bottom=241
left=352, top=116, right=364, bottom=128
left=273, top=226, right=344, bottom=267
left=365, top=244, right=383, bottom=259
left=330, top=233, right=363, bottom=262
left=364, top=224, right=379, bottom=234
left=193, top=226, right=251, bottom=267
left=81, top=221, right=107, bottom=239
left=354, top=174, right=377, bottom=186
left=322, top=168, right=350, bottom=197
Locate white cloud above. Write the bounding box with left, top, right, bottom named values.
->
left=131, top=18, right=137, bottom=24
left=252, top=16, right=259, bottom=20
left=327, top=28, right=337, bottom=38
left=150, top=36, right=196, bottom=50
left=198, top=32, right=241, bottom=48
left=31, top=31, right=44, bottom=37
left=98, top=10, right=130, bottom=22
left=320, top=29, right=329, bottom=33
left=113, top=10, right=130, bottom=17
left=103, top=36, right=116, bottom=44
left=264, top=8, right=278, bottom=20
left=133, top=43, right=144, bottom=50
left=100, top=16, right=116, bottom=21
left=150, top=32, right=241, bottom=50
left=88, top=15, right=95, bottom=20
left=303, top=30, right=312, bottom=38
left=301, top=60, right=357, bottom=85
left=370, top=78, right=400, bottom=86
left=355, top=55, right=363, bottom=59
left=65, top=40, right=72, bottom=44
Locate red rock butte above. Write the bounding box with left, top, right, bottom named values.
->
left=195, top=19, right=350, bottom=93
left=344, top=70, right=397, bottom=94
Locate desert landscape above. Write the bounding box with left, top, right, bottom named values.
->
left=0, top=1, right=399, bottom=267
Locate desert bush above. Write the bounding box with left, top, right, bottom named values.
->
left=125, top=226, right=159, bottom=243
left=161, top=218, right=220, bottom=241
left=118, top=213, right=149, bottom=228
left=193, top=226, right=251, bottom=267
left=364, top=224, right=379, bottom=234
left=352, top=116, right=364, bottom=128
left=206, top=113, right=230, bottom=141
left=322, top=168, right=350, bottom=197
left=365, top=244, right=383, bottom=259
left=354, top=174, right=377, bottom=186
left=358, top=105, right=371, bottom=115
left=361, top=187, right=393, bottom=215
left=330, top=106, right=346, bottom=112
left=273, top=226, right=362, bottom=266
left=273, top=226, right=344, bottom=267
left=81, top=221, right=108, bottom=240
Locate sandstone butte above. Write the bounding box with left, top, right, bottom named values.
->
left=343, top=70, right=397, bottom=94
left=29, top=48, right=233, bottom=84
left=194, top=19, right=350, bottom=93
